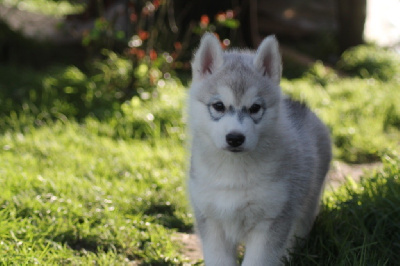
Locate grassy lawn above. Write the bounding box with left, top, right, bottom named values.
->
left=0, top=27, right=399, bottom=264
left=0, top=63, right=191, bottom=263
left=0, top=118, right=191, bottom=264
left=290, top=154, right=400, bottom=265
left=1, top=72, right=399, bottom=264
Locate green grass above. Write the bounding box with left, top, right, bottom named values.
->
left=0, top=43, right=399, bottom=264
left=0, top=119, right=191, bottom=264
left=282, top=62, right=400, bottom=163
left=0, top=52, right=135, bottom=120
left=1, top=118, right=399, bottom=265
left=289, top=153, right=400, bottom=265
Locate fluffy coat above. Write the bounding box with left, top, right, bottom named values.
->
left=188, top=33, right=331, bottom=266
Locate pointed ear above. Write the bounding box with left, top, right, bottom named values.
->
left=253, top=35, right=282, bottom=84
left=192, top=33, right=223, bottom=81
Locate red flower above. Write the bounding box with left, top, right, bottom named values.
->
left=128, top=48, right=145, bottom=60
left=200, top=15, right=209, bottom=28
left=138, top=30, right=149, bottom=41
left=174, top=42, right=182, bottom=50
left=130, top=13, right=137, bottom=22
left=136, top=49, right=145, bottom=59
left=153, top=0, right=161, bottom=9
left=149, top=49, right=157, bottom=61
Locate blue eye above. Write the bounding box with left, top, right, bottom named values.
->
left=212, top=101, right=225, bottom=112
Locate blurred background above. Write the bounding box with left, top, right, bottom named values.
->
left=0, top=0, right=399, bottom=120
left=0, top=0, right=399, bottom=264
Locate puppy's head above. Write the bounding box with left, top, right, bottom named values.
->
left=189, top=33, right=283, bottom=153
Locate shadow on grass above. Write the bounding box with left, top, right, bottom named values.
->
left=144, top=202, right=193, bottom=232
left=288, top=161, right=400, bottom=265
left=54, top=230, right=106, bottom=253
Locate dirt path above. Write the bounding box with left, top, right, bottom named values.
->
left=175, top=161, right=382, bottom=263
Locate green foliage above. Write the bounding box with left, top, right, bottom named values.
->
left=82, top=0, right=182, bottom=76
left=0, top=0, right=84, bottom=17
left=289, top=152, right=400, bottom=265
left=78, top=77, right=185, bottom=141
left=1, top=31, right=400, bottom=263
left=193, top=11, right=240, bottom=36
left=282, top=59, right=400, bottom=163
left=0, top=71, right=189, bottom=263
left=82, top=18, right=126, bottom=51
left=0, top=120, right=192, bottom=264
left=303, top=61, right=337, bottom=87
left=337, top=44, right=400, bottom=81
left=117, top=79, right=186, bottom=140
left=0, top=51, right=134, bottom=120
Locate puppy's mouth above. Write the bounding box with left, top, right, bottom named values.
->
left=225, top=147, right=245, bottom=153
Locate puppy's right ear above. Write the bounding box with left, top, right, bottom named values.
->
left=192, top=33, right=223, bottom=81
left=253, top=35, right=282, bottom=85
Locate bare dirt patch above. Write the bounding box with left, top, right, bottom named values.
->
left=327, top=161, right=382, bottom=190
left=172, top=232, right=203, bottom=263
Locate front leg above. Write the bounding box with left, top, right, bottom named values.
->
left=196, top=214, right=237, bottom=266
left=241, top=214, right=295, bottom=266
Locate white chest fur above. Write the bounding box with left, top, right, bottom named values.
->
left=189, top=153, right=288, bottom=240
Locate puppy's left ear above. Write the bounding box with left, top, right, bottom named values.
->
left=253, top=35, right=282, bottom=85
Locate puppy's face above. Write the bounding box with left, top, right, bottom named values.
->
left=189, top=33, right=283, bottom=153
left=205, top=85, right=265, bottom=152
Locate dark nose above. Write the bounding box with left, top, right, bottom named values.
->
left=226, top=133, right=245, bottom=147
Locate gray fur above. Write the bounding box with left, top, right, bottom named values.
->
left=188, top=33, right=332, bottom=266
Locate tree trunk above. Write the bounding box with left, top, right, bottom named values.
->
left=336, top=0, right=367, bottom=52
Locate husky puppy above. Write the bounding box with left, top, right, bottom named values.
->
left=188, top=33, right=332, bottom=266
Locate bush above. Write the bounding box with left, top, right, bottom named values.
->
left=337, top=45, right=400, bottom=81
left=0, top=51, right=135, bottom=120
left=85, top=78, right=186, bottom=141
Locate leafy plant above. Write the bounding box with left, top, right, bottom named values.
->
left=337, top=44, right=400, bottom=81
left=85, top=78, right=186, bottom=141
left=82, top=17, right=126, bottom=52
